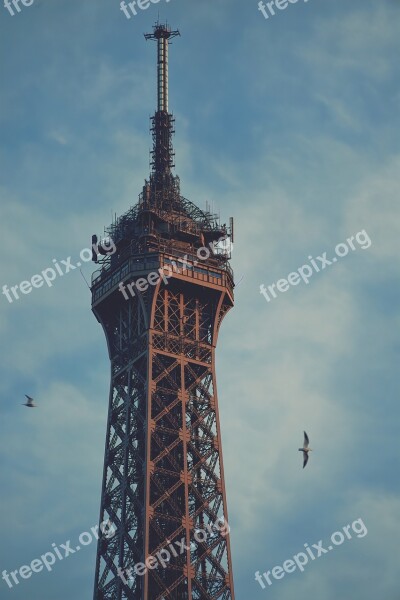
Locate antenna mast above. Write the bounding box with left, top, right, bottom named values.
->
left=145, top=23, right=180, bottom=186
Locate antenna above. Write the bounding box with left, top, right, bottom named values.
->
left=144, top=23, right=180, bottom=185
left=79, top=267, right=91, bottom=290
left=144, top=22, right=180, bottom=113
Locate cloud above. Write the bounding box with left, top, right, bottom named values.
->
left=1, top=1, right=399, bottom=599
left=48, top=130, right=68, bottom=145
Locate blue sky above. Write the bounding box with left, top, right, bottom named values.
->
left=1, top=0, right=400, bottom=598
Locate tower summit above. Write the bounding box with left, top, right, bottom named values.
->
left=92, top=22, right=235, bottom=600
left=144, top=23, right=180, bottom=187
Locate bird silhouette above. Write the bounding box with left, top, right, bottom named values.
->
left=23, top=395, right=37, bottom=408
left=298, top=431, right=312, bottom=468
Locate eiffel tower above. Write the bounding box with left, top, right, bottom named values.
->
left=91, top=22, right=235, bottom=600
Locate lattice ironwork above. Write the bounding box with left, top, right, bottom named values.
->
left=92, top=277, right=234, bottom=600
left=91, top=20, right=235, bottom=600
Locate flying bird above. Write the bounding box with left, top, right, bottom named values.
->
left=298, top=431, right=312, bottom=468
left=23, top=395, right=37, bottom=408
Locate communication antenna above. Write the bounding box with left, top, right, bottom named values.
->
left=145, top=23, right=180, bottom=185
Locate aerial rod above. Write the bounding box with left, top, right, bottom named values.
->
left=144, top=22, right=180, bottom=113
left=144, top=22, right=180, bottom=182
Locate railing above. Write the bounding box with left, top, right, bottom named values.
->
left=91, top=250, right=234, bottom=304
left=92, top=245, right=233, bottom=288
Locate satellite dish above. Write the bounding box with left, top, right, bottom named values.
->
left=92, top=234, right=98, bottom=263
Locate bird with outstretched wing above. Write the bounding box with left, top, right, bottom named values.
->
left=23, top=395, right=37, bottom=408
left=298, top=430, right=312, bottom=468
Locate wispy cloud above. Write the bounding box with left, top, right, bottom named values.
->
left=1, top=1, right=399, bottom=599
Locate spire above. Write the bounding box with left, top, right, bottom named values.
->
left=145, top=23, right=180, bottom=187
